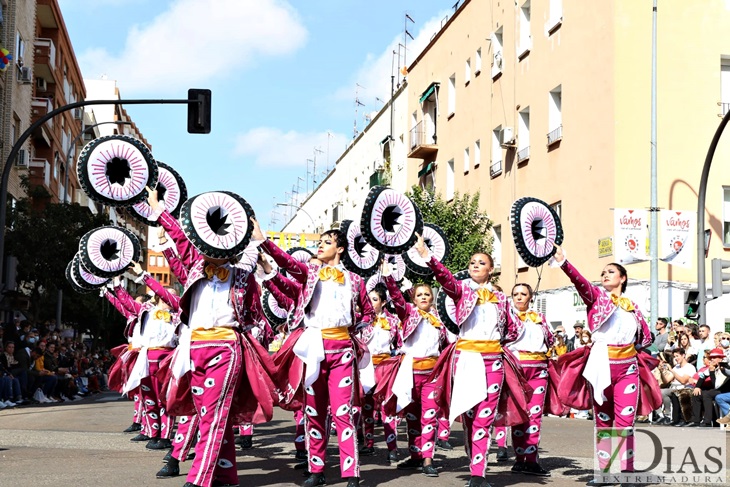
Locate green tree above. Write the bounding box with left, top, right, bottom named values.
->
left=5, top=193, right=125, bottom=344
left=406, top=186, right=494, bottom=282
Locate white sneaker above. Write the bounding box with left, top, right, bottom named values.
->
left=0, top=401, right=7, bottom=409
left=33, top=388, right=47, bottom=403
left=4, top=400, right=16, bottom=407
left=60, top=394, right=70, bottom=402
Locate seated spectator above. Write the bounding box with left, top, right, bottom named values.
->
left=658, top=349, right=696, bottom=426
left=0, top=341, right=29, bottom=399
left=693, top=325, right=715, bottom=354
left=44, top=342, right=78, bottom=401
left=548, top=328, right=568, bottom=358
left=688, top=351, right=716, bottom=427
left=689, top=347, right=730, bottom=427
left=653, top=318, right=669, bottom=352
left=678, top=332, right=698, bottom=366
left=30, top=347, right=58, bottom=403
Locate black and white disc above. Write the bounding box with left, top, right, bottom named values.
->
left=79, top=226, right=142, bottom=278
left=287, top=246, right=314, bottom=264
left=262, top=290, right=288, bottom=327
left=436, top=270, right=469, bottom=335
left=383, top=253, right=407, bottom=282
left=179, top=191, right=255, bottom=260
left=510, top=197, right=564, bottom=267
left=403, top=223, right=450, bottom=276
left=129, top=161, right=187, bottom=225
left=77, top=135, right=158, bottom=206
left=340, top=220, right=381, bottom=277
left=66, top=261, right=94, bottom=294
left=71, top=253, right=109, bottom=290
left=361, top=186, right=423, bottom=253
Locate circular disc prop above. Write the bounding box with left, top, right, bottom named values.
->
left=361, top=186, right=423, bottom=254
left=77, top=135, right=158, bottom=206
left=436, top=270, right=470, bottom=335
left=510, top=197, right=564, bottom=267
left=262, top=290, right=288, bottom=327
left=80, top=226, right=142, bottom=278
left=72, top=253, right=109, bottom=290
left=403, top=223, right=450, bottom=276
left=129, top=161, right=187, bottom=225
left=179, top=191, right=255, bottom=260
left=340, top=220, right=381, bottom=277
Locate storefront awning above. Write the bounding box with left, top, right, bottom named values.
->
left=419, top=82, right=440, bottom=104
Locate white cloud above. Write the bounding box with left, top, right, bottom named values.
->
left=332, top=11, right=449, bottom=110
left=234, top=127, right=349, bottom=170
left=78, top=0, right=307, bottom=93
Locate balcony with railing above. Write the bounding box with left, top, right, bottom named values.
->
left=546, top=125, right=562, bottom=147
left=490, top=159, right=502, bottom=178
left=719, top=102, right=730, bottom=118
left=516, top=146, right=530, bottom=163
left=34, top=38, right=57, bottom=81
left=30, top=158, right=51, bottom=188
left=31, top=97, right=54, bottom=128
left=408, top=120, right=438, bottom=158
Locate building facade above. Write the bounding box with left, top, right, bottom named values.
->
left=404, top=0, right=730, bottom=332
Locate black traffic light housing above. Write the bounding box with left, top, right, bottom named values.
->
left=711, top=258, right=730, bottom=299
left=187, top=89, right=211, bottom=134
left=684, top=290, right=700, bottom=320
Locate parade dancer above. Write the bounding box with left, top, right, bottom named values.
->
left=381, top=266, right=448, bottom=478
left=255, top=220, right=374, bottom=487
left=122, top=263, right=180, bottom=451
left=148, top=189, right=275, bottom=487
left=504, top=282, right=554, bottom=476
left=421, top=239, right=522, bottom=487
left=552, top=246, right=657, bottom=486
left=358, top=284, right=400, bottom=462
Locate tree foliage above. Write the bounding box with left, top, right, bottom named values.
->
left=5, top=196, right=125, bottom=343
left=406, top=186, right=494, bottom=283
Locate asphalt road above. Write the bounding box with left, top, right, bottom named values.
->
left=0, top=393, right=726, bottom=486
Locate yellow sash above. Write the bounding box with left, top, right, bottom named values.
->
left=413, top=357, right=438, bottom=370
left=610, top=294, right=635, bottom=312
left=154, top=309, right=172, bottom=322
left=191, top=327, right=237, bottom=342
left=374, top=317, right=390, bottom=330
left=476, top=288, right=499, bottom=305
left=455, top=339, right=502, bottom=353
left=318, top=266, right=345, bottom=284
left=518, top=310, right=542, bottom=323
left=371, top=353, right=391, bottom=366
left=417, top=310, right=442, bottom=328
left=321, top=326, right=350, bottom=340
left=607, top=344, right=637, bottom=359
left=204, top=263, right=230, bottom=282
left=519, top=351, right=548, bottom=361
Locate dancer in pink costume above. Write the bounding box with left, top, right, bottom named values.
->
left=358, top=284, right=400, bottom=462
left=147, top=190, right=276, bottom=487
left=255, top=220, right=374, bottom=487
left=552, top=246, right=659, bottom=487
left=381, top=266, right=448, bottom=478
left=504, top=282, right=555, bottom=476
left=420, top=239, right=523, bottom=487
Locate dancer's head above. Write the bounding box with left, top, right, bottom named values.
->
left=317, top=230, right=346, bottom=264
left=468, top=252, right=494, bottom=284
left=601, top=263, right=627, bottom=294
left=511, top=283, right=533, bottom=312
left=369, top=284, right=387, bottom=314
left=413, top=283, right=434, bottom=312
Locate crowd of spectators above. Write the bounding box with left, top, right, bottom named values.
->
left=0, top=317, right=115, bottom=408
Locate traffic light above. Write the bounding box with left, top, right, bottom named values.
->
left=711, top=258, right=730, bottom=298
left=684, top=290, right=700, bottom=320
left=187, top=88, right=211, bottom=134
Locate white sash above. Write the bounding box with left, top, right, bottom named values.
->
left=293, top=327, right=326, bottom=388
left=392, top=354, right=414, bottom=413
left=449, top=350, right=487, bottom=424
left=582, top=342, right=611, bottom=405
left=124, top=347, right=149, bottom=395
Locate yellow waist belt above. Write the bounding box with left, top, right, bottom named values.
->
left=519, top=351, right=548, bottom=361
left=607, top=344, right=637, bottom=359
left=321, top=326, right=350, bottom=340
left=372, top=353, right=391, bottom=366
left=191, top=327, right=238, bottom=342
left=147, top=346, right=174, bottom=351
left=412, top=357, right=438, bottom=370
left=455, top=339, right=503, bottom=353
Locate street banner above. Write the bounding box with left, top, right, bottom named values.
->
left=659, top=210, right=696, bottom=268
left=614, top=209, right=649, bottom=265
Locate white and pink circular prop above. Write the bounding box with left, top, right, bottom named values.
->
left=77, top=135, right=158, bottom=206
left=66, top=261, right=93, bottom=294
left=435, top=269, right=469, bottom=335
left=361, top=186, right=423, bottom=253
left=79, top=226, right=141, bottom=278
left=71, top=252, right=109, bottom=290
left=179, top=191, right=255, bottom=259
left=403, top=223, right=450, bottom=276
left=510, top=197, right=564, bottom=267
left=129, top=161, right=187, bottom=225
left=262, top=290, right=288, bottom=327
left=340, top=219, right=381, bottom=277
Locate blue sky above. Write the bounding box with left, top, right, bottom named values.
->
left=57, top=0, right=450, bottom=230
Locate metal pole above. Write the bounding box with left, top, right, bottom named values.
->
left=649, top=0, right=658, bottom=327
left=697, top=110, right=730, bottom=320
left=277, top=202, right=315, bottom=231
left=0, top=97, right=198, bottom=289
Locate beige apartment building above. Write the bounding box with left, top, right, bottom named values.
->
left=405, top=0, right=730, bottom=330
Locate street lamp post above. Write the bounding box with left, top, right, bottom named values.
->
left=276, top=203, right=316, bottom=232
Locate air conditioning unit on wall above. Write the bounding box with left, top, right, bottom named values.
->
left=499, top=126, right=515, bottom=147
left=18, top=66, right=32, bottom=84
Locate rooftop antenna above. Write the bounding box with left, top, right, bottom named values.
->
left=313, top=147, right=324, bottom=186
left=306, top=158, right=314, bottom=194
left=296, top=176, right=304, bottom=203
left=326, top=131, right=332, bottom=173
left=403, top=13, right=415, bottom=83
left=354, top=83, right=366, bottom=139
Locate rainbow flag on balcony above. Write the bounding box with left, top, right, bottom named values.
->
left=0, top=47, right=12, bottom=71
